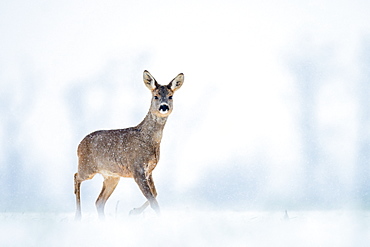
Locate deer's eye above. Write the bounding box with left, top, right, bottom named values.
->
left=154, top=96, right=159, bottom=100
left=169, top=96, right=173, bottom=100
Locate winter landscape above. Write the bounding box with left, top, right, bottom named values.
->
left=1, top=209, right=369, bottom=246
left=1, top=0, right=370, bottom=246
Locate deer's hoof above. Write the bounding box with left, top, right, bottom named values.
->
left=129, top=208, right=142, bottom=216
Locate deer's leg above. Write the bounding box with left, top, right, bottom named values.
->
left=74, top=172, right=96, bottom=220
left=148, top=174, right=157, bottom=197
left=129, top=174, right=157, bottom=215
left=74, top=173, right=83, bottom=221
left=133, top=173, right=160, bottom=215
left=96, top=176, right=120, bottom=219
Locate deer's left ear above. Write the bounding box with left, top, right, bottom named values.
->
left=143, top=70, right=159, bottom=91
left=168, top=73, right=184, bottom=92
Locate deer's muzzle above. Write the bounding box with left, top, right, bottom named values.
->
left=159, top=103, right=170, bottom=114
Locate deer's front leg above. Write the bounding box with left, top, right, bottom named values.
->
left=129, top=174, right=157, bottom=215
left=133, top=171, right=160, bottom=214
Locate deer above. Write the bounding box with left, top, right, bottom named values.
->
left=74, top=70, right=184, bottom=220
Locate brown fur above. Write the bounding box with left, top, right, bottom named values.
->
left=74, top=70, right=184, bottom=220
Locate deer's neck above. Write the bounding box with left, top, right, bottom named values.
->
left=136, top=111, right=168, bottom=144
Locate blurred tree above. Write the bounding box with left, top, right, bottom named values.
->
left=0, top=60, right=37, bottom=210
left=288, top=42, right=338, bottom=208
left=356, top=40, right=370, bottom=209
left=291, top=55, right=321, bottom=207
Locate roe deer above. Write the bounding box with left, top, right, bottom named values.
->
left=74, top=70, right=184, bottom=220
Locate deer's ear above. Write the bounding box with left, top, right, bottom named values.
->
left=168, top=73, right=184, bottom=92
left=143, top=70, right=158, bottom=91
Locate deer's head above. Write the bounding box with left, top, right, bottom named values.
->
left=143, top=70, right=184, bottom=118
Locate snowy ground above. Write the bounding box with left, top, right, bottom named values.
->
left=1, top=209, right=369, bottom=247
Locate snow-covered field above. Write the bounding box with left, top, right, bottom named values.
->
left=1, top=209, right=369, bottom=247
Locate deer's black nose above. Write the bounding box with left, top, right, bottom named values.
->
left=159, top=104, right=169, bottom=113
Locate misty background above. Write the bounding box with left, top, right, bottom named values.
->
left=1, top=0, right=370, bottom=214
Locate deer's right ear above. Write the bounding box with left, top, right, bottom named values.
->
left=143, top=70, right=158, bottom=91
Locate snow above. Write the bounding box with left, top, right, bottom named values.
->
left=1, top=210, right=369, bottom=246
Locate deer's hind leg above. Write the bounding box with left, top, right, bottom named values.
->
left=74, top=172, right=96, bottom=220
left=96, top=176, right=120, bottom=219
